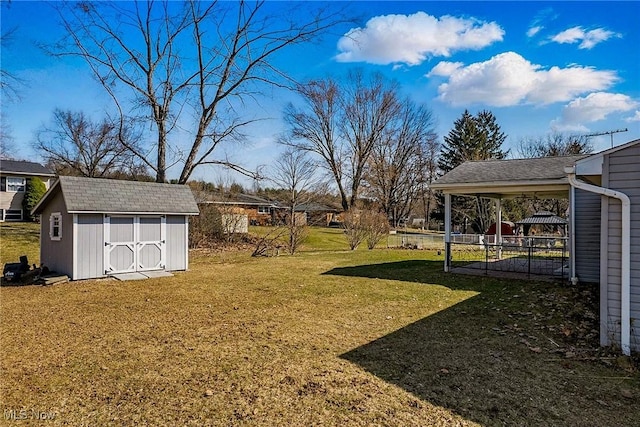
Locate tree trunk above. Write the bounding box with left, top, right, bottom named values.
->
left=156, top=120, right=167, bottom=183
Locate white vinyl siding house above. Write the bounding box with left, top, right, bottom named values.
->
left=32, top=176, right=199, bottom=280
left=0, top=160, right=55, bottom=221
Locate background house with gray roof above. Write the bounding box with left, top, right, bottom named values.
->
left=32, top=176, right=199, bottom=280
left=0, top=159, right=55, bottom=221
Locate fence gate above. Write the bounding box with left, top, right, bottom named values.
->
left=105, top=216, right=166, bottom=275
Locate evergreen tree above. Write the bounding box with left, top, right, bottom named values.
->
left=22, top=177, right=47, bottom=221
left=439, top=110, right=507, bottom=173
left=437, top=110, right=508, bottom=233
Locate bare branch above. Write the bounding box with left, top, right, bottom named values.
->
left=48, top=0, right=347, bottom=183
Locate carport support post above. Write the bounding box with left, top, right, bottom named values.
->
left=444, top=193, right=452, bottom=272
left=496, top=198, right=502, bottom=260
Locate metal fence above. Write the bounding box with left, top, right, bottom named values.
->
left=448, top=236, right=569, bottom=279
left=387, top=232, right=501, bottom=248
left=386, top=232, right=445, bottom=249
left=387, top=232, right=569, bottom=279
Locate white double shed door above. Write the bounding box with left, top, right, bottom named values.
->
left=104, top=215, right=166, bottom=275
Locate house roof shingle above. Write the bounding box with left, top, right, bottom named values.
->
left=294, top=202, right=339, bottom=212
left=0, top=159, right=55, bottom=176
left=430, top=155, right=592, bottom=198
left=201, top=192, right=277, bottom=206
left=33, top=176, right=199, bottom=215
left=433, top=155, right=589, bottom=186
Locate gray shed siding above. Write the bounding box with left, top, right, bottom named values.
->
left=75, top=214, right=105, bottom=280
left=39, top=191, right=74, bottom=277
left=165, top=215, right=188, bottom=271
left=602, top=144, right=640, bottom=351
left=574, top=189, right=601, bottom=283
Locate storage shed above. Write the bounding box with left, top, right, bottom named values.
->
left=32, top=176, right=199, bottom=280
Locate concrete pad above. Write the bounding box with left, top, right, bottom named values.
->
left=112, top=272, right=148, bottom=281
left=142, top=271, right=174, bottom=278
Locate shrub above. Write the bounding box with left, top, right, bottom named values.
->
left=363, top=210, right=390, bottom=249
left=342, top=209, right=368, bottom=250
left=189, top=204, right=223, bottom=248
left=342, top=208, right=390, bottom=250
left=22, top=177, right=47, bottom=222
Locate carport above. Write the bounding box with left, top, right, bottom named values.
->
left=430, top=155, right=587, bottom=277
left=431, top=141, right=640, bottom=355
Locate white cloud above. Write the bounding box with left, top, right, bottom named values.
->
left=335, top=12, right=504, bottom=66
left=550, top=26, right=621, bottom=49
left=625, top=110, right=640, bottom=123
left=549, top=122, right=589, bottom=133
left=552, top=92, right=638, bottom=130
left=527, top=26, right=543, bottom=38
left=427, top=61, right=464, bottom=77
left=433, top=52, right=618, bottom=107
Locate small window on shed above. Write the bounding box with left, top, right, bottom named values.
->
left=50, top=212, right=62, bottom=241
left=257, top=206, right=270, bottom=214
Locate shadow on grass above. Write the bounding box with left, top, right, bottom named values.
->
left=326, top=261, right=638, bottom=426
left=323, top=260, right=517, bottom=292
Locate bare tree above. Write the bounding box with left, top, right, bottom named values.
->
left=417, top=137, right=441, bottom=230
left=283, top=71, right=401, bottom=211
left=506, top=132, right=594, bottom=220
left=0, top=111, right=16, bottom=160
left=35, top=109, right=145, bottom=178
left=282, top=78, right=347, bottom=208
left=1, top=3, right=22, bottom=156
left=270, top=148, right=318, bottom=254
left=1, top=21, right=22, bottom=103
left=364, top=98, right=437, bottom=227
left=341, top=71, right=401, bottom=208
left=51, top=0, right=345, bottom=183
left=517, top=132, right=592, bottom=158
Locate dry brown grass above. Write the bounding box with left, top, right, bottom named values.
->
left=1, top=224, right=638, bottom=426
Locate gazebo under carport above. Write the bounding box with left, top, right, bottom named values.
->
left=430, top=155, right=588, bottom=276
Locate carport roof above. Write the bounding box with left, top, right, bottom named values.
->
left=33, top=176, right=200, bottom=215
left=430, top=155, right=589, bottom=198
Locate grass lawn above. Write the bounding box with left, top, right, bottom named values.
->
left=1, top=223, right=638, bottom=426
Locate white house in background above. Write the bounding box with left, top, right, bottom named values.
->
left=32, top=176, right=199, bottom=280
left=431, top=139, right=640, bottom=355
left=0, top=159, right=55, bottom=221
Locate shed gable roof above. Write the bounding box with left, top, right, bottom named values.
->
left=0, top=159, right=55, bottom=176
left=33, top=176, right=199, bottom=215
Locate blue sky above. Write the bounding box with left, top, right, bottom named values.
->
left=2, top=1, right=639, bottom=183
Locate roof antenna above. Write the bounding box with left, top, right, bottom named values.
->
left=583, top=128, right=628, bottom=148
